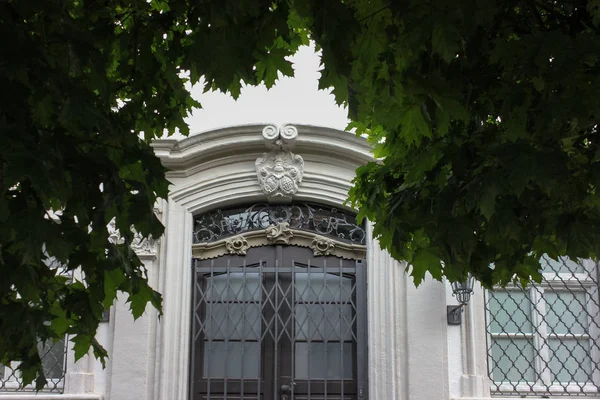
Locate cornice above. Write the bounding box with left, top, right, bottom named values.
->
left=153, top=124, right=373, bottom=215
left=151, top=123, right=373, bottom=172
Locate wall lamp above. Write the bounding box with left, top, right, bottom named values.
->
left=447, top=274, right=475, bottom=325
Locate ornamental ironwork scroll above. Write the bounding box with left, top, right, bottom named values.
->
left=193, top=203, right=366, bottom=246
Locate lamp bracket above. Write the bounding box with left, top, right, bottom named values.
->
left=447, top=305, right=463, bottom=325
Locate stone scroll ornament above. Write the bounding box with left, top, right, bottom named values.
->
left=255, top=124, right=304, bottom=199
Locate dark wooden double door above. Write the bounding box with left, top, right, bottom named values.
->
left=191, top=246, right=367, bottom=400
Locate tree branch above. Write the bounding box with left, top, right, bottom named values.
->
left=358, top=3, right=392, bottom=22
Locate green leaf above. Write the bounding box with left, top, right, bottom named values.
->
left=411, top=249, right=443, bottom=285
left=255, top=48, right=295, bottom=89
left=71, top=335, right=92, bottom=362
left=588, top=0, right=600, bottom=27
left=50, top=316, right=71, bottom=336
left=432, top=24, right=460, bottom=63
left=504, top=109, right=529, bottom=142
left=128, top=286, right=157, bottom=319
left=479, top=185, right=499, bottom=220
left=531, top=76, right=545, bottom=92
left=104, top=268, right=127, bottom=309
left=400, top=106, right=432, bottom=144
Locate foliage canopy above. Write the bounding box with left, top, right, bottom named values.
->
left=345, top=0, right=600, bottom=288
left=1, top=0, right=599, bottom=388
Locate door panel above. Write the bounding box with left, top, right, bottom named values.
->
left=191, top=246, right=366, bottom=400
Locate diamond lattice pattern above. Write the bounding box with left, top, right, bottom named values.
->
left=486, top=256, right=600, bottom=396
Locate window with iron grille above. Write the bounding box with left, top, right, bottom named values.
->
left=0, top=255, right=69, bottom=392
left=485, top=256, right=600, bottom=396
left=0, top=338, right=68, bottom=392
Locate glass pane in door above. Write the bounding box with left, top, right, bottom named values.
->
left=293, top=271, right=356, bottom=381
left=202, top=272, right=262, bottom=379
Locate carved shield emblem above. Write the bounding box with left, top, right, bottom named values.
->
left=255, top=150, right=304, bottom=198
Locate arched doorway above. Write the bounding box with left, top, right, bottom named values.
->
left=152, top=125, right=414, bottom=400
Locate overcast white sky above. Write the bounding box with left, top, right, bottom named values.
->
left=184, top=45, right=349, bottom=136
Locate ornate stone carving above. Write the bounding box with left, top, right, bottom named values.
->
left=310, top=237, right=336, bottom=256
left=262, top=124, right=298, bottom=149
left=278, top=124, right=298, bottom=146
left=256, top=124, right=304, bottom=199
left=192, top=226, right=366, bottom=260
left=107, top=218, right=158, bottom=258
left=256, top=150, right=304, bottom=198
left=107, top=218, right=125, bottom=245
left=225, top=236, right=249, bottom=255
left=265, top=222, right=293, bottom=244
left=131, top=231, right=158, bottom=258
left=261, top=124, right=280, bottom=146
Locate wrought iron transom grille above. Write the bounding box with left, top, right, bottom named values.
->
left=485, top=256, right=600, bottom=396
left=191, top=246, right=368, bottom=400
left=0, top=338, right=67, bottom=392
left=193, top=203, right=366, bottom=245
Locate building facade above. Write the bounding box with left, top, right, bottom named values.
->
left=1, top=123, right=598, bottom=400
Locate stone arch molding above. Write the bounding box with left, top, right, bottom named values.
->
left=152, top=123, right=373, bottom=212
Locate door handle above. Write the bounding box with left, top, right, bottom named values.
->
left=280, top=384, right=292, bottom=400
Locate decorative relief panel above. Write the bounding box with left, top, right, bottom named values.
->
left=108, top=218, right=125, bottom=246
left=255, top=124, right=304, bottom=199
left=225, top=236, right=249, bottom=255
left=255, top=151, right=304, bottom=198
left=310, top=237, right=336, bottom=256
left=265, top=222, right=294, bottom=244
left=193, top=229, right=365, bottom=260
left=130, top=232, right=158, bottom=258
left=192, top=203, right=367, bottom=260
left=107, top=218, right=158, bottom=259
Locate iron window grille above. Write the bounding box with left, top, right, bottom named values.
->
left=0, top=255, right=69, bottom=393
left=485, top=256, right=600, bottom=396
left=190, top=247, right=368, bottom=400
left=193, top=203, right=366, bottom=245
left=0, top=338, right=68, bottom=393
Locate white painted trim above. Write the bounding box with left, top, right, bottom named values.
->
left=460, top=284, right=492, bottom=398
left=366, top=222, right=409, bottom=399
left=152, top=124, right=371, bottom=213
left=154, top=200, right=193, bottom=400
